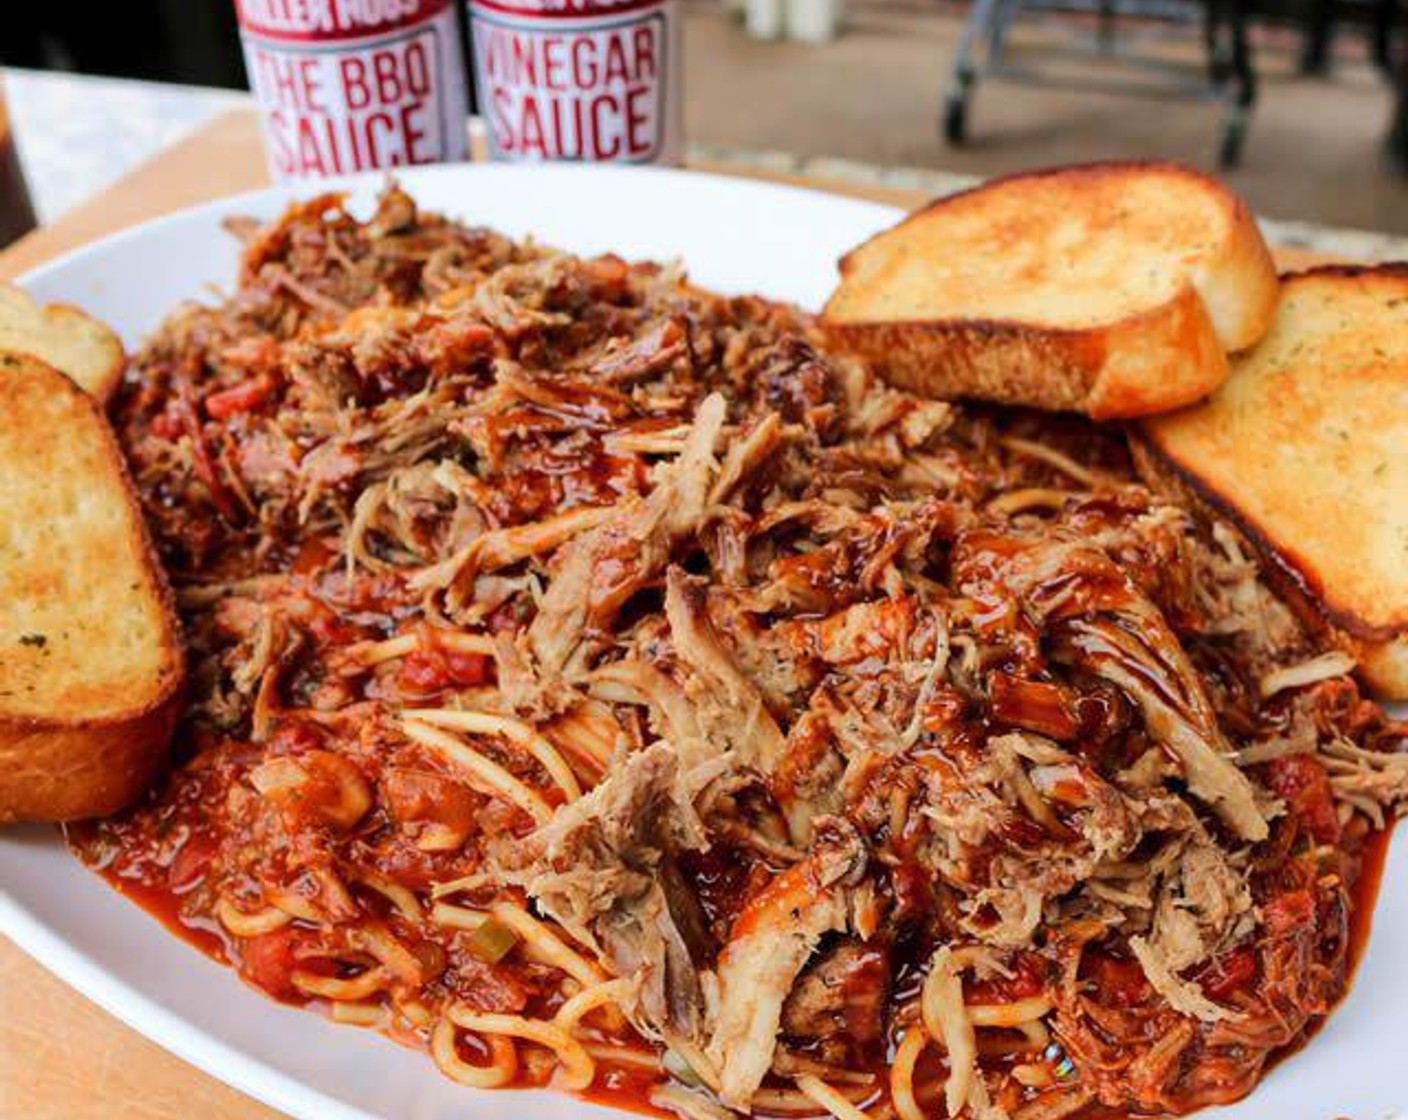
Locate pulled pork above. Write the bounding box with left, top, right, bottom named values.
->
left=85, top=186, right=1408, bottom=1120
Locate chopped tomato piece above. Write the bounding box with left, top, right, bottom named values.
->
left=205, top=373, right=276, bottom=419
left=400, top=649, right=449, bottom=693
left=444, top=649, right=491, bottom=686
left=1193, top=947, right=1257, bottom=1001
left=238, top=928, right=306, bottom=1000
left=400, top=640, right=493, bottom=693
left=1264, top=755, right=1340, bottom=844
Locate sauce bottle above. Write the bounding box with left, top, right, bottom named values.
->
left=467, top=0, right=684, bottom=164
left=235, top=0, right=472, bottom=181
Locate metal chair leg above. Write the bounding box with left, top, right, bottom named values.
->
left=1098, top=0, right=1118, bottom=55
left=943, top=0, right=1005, bottom=145
left=941, top=0, right=1261, bottom=165
left=1217, top=0, right=1256, bottom=167
left=1204, top=0, right=1227, bottom=85
left=987, top=0, right=1026, bottom=68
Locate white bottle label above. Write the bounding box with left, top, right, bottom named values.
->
left=468, top=0, right=683, bottom=164
left=237, top=0, right=470, bottom=181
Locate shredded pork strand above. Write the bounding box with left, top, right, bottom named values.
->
left=88, top=185, right=1408, bottom=1120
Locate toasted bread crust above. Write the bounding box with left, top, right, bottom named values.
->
left=828, top=278, right=1230, bottom=420
left=1138, top=264, right=1408, bottom=698
left=0, top=285, right=126, bottom=403
left=0, top=354, right=183, bottom=821
left=1281, top=260, right=1408, bottom=286
left=1182, top=180, right=1279, bottom=353
left=1356, top=641, right=1408, bottom=699
left=0, top=698, right=180, bottom=821
left=45, top=303, right=126, bottom=401
left=822, top=160, right=1277, bottom=420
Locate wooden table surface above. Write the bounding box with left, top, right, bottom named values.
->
left=0, top=109, right=1341, bottom=1120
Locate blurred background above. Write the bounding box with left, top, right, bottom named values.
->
left=0, top=0, right=1404, bottom=231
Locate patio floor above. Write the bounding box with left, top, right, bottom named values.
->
left=682, top=0, right=1408, bottom=233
